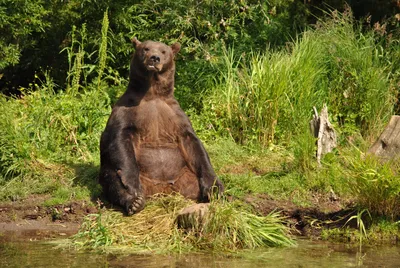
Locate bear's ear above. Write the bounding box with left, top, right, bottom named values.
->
left=170, top=42, right=181, bottom=55
left=131, top=37, right=141, bottom=48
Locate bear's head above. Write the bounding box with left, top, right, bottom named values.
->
left=131, top=38, right=180, bottom=73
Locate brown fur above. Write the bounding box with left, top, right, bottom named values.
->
left=99, top=38, right=223, bottom=215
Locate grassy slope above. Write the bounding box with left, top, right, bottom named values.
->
left=1, top=12, right=400, bottom=246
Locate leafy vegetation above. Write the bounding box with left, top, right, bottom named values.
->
left=1, top=0, right=307, bottom=95
left=1, top=1, right=400, bottom=251
left=0, top=0, right=49, bottom=69
left=204, top=10, right=395, bottom=147
left=344, top=153, right=400, bottom=219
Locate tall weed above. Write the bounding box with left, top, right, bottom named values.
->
left=96, top=11, right=110, bottom=90
left=0, top=12, right=123, bottom=201
left=204, top=11, right=395, bottom=148
left=344, top=152, right=400, bottom=219
left=0, top=77, right=117, bottom=200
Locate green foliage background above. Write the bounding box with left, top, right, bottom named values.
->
left=1, top=0, right=400, bottom=222
left=2, top=0, right=399, bottom=94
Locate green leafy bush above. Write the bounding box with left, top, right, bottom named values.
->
left=1, top=0, right=309, bottom=97
left=0, top=0, right=49, bottom=69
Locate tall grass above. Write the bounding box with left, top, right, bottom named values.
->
left=204, top=11, right=395, bottom=147
left=0, top=12, right=123, bottom=201
left=0, top=9, right=400, bottom=233
left=0, top=77, right=116, bottom=200
left=343, top=151, right=400, bottom=219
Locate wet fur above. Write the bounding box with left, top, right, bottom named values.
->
left=99, top=39, right=224, bottom=215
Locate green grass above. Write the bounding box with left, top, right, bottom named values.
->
left=0, top=10, right=400, bottom=250
left=0, top=78, right=116, bottom=202
left=321, top=214, right=400, bottom=245
left=203, top=10, right=395, bottom=148
left=71, top=195, right=295, bottom=254
left=343, top=151, right=400, bottom=219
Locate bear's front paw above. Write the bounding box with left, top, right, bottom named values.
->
left=199, top=178, right=224, bottom=202
left=125, top=194, right=145, bottom=216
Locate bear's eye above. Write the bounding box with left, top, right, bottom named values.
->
left=144, top=47, right=150, bottom=52
left=162, top=51, right=166, bottom=54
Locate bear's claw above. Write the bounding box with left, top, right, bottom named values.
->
left=199, top=178, right=224, bottom=202
left=126, top=194, right=145, bottom=216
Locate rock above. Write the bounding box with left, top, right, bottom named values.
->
left=175, top=203, right=210, bottom=230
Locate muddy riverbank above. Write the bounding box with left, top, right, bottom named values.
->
left=0, top=193, right=355, bottom=241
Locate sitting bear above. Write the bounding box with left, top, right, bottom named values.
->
left=99, top=38, right=224, bottom=215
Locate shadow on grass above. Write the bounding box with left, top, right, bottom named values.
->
left=70, top=162, right=102, bottom=203
left=69, top=162, right=137, bottom=215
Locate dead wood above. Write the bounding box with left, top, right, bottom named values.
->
left=310, top=104, right=337, bottom=165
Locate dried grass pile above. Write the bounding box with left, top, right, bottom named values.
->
left=72, top=195, right=294, bottom=254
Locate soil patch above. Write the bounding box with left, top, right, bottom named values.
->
left=0, top=195, right=97, bottom=241
left=244, top=193, right=357, bottom=237
left=0, top=193, right=356, bottom=241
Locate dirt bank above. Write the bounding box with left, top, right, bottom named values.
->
left=244, top=193, right=357, bottom=238
left=0, top=195, right=97, bottom=241
left=0, top=193, right=357, bottom=241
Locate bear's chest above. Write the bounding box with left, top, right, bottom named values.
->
left=134, top=99, right=180, bottom=142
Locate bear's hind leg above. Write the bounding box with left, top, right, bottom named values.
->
left=100, top=170, right=145, bottom=215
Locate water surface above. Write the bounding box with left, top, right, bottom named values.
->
left=1, top=234, right=399, bottom=267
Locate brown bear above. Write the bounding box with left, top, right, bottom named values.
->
left=99, top=38, right=224, bottom=215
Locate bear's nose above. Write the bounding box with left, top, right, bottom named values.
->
left=150, top=55, right=160, bottom=63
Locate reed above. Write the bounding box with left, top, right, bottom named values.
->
left=205, top=10, right=395, bottom=148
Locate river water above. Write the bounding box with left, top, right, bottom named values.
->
left=1, top=234, right=399, bottom=267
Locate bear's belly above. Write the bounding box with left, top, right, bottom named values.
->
left=137, top=145, right=187, bottom=182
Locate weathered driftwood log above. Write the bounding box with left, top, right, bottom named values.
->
left=309, top=104, right=337, bottom=165
left=368, top=115, right=400, bottom=160
left=175, top=203, right=209, bottom=230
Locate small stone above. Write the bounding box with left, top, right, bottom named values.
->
left=176, top=203, right=210, bottom=230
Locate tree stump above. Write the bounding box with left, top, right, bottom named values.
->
left=368, top=115, right=400, bottom=160
left=309, top=104, right=337, bottom=165
left=175, top=203, right=209, bottom=230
